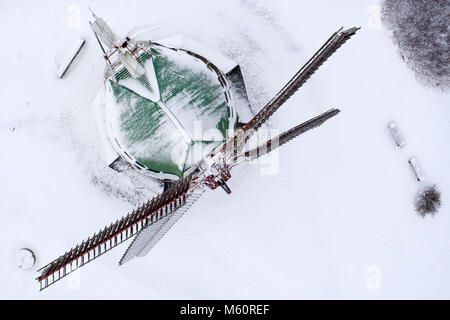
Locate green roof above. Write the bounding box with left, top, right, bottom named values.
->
left=106, top=46, right=234, bottom=179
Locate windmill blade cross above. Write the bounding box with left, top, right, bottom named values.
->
left=35, top=17, right=359, bottom=291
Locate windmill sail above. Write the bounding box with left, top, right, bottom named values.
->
left=222, top=27, right=359, bottom=159
left=36, top=176, right=192, bottom=291
left=119, top=213, right=173, bottom=265
left=119, top=187, right=205, bottom=265
left=233, top=108, right=340, bottom=163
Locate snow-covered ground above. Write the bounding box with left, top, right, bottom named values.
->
left=1, top=0, right=449, bottom=299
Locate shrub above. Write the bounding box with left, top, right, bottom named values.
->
left=415, top=184, right=442, bottom=216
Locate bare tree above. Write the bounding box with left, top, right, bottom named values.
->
left=381, top=0, right=450, bottom=90
left=415, top=184, right=442, bottom=216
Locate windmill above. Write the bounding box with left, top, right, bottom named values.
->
left=37, top=13, right=359, bottom=290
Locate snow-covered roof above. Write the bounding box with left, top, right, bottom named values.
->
left=103, top=43, right=237, bottom=180
left=156, top=34, right=238, bottom=74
